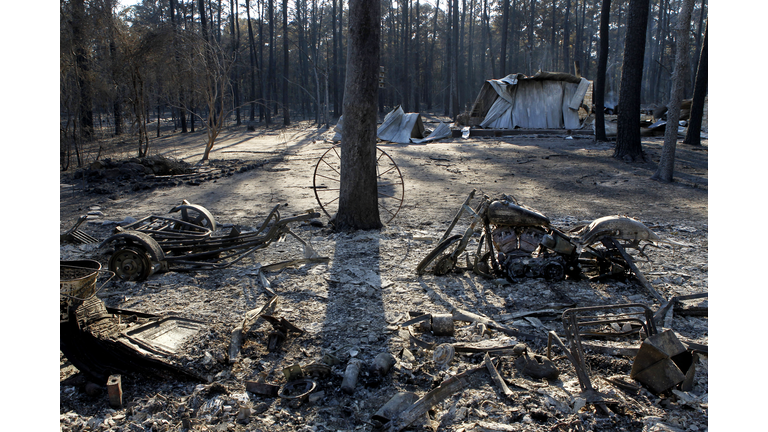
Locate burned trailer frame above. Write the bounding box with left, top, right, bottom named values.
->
left=102, top=203, right=322, bottom=281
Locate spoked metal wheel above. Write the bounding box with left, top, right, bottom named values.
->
left=312, top=146, right=405, bottom=224
left=170, top=202, right=217, bottom=232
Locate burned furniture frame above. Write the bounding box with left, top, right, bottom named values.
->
left=547, top=304, right=657, bottom=410
left=103, top=203, right=321, bottom=281
left=61, top=215, right=100, bottom=244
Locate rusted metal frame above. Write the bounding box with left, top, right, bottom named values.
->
left=61, top=215, right=99, bottom=244
left=564, top=303, right=658, bottom=338
left=161, top=212, right=319, bottom=270
left=653, top=292, right=708, bottom=325
left=549, top=304, right=657, bottom=404
left=163, top=234, right=278, bottom=269
left=563, top=312, right=592, bottom=391
left=120, top=215, right=213, bottom=240
left=153, top=206, right=282, bottom=251
left=438, top=189, right=476, bottom=244
left=570, top=316, right=651, bottom=339
left=447, top=199, right=490, bottom=266
left=547, top=330, right=594, bottom=393
left=577, top=318, right=649, bottom=338
left=547, top=330, right=613, bottom=414
left=162, top=232, right=272, bottom=259
left=155, top=207, right=287, bottom=255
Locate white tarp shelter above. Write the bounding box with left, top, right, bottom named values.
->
left=468, top=72, right=591, bottom=130
left=332, top=106, right=451, bottom=144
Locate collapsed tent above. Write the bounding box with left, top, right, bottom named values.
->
left=332, top=106, right=452, bottom=144
left=377, top=106, right=425, bottom=143
left=468, top=71, right=591, bottom=130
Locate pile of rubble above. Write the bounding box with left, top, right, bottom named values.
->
left=59, top=200, right=708, bottom=432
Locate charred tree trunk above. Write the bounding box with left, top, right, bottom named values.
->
left=683, top=20, right=707, bottom=146
left=267, top=0, right=275, bottom=125
left=443, top=3, right=451, bottom=116
left=246, top=0, right=258, bottom=123
left=466, top=0, right=475, bottom=104
left=500, top=0, right=509, bottom=77
left=401, top=0, right=410, bottom=112
left=614, top=0, right=650, bottom=162
left=259, top=1, right=266, bottom=122
left=652, top=0, right=695, bottom=182
left=459, top=0, right=466, bottom=111
left=230, top=0, right=241, bottom=126
left=426, top=0, right=439, bottom=110
left=335, top=0, right=382, bottom=231
left=594, top=0, right=611, bottom=142
left=331, top=0, right=341, bottom=117
left=450, top=0, right=459, bottom=118
left=414, top=0, right=421, bottom=112
left=562, top=0, right=571, bottom=74
left=550, top=0, right=556, bottom=71
left=527, top=0, right=536, bottom=75
left=282, top=0, right=290, bottom=125
left=106, top=0, right=123, bottom=136
left=72, top=0, right=94, bottom=143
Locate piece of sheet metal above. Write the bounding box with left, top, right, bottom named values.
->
left=123, top=317, right=206, bottom=356
left=630, top=330, right=693, bottom=394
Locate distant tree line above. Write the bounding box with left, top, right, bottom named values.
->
left=60, top=0, right=707, bottom=167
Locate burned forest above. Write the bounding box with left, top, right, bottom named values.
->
left=57, top=0, right=713, bottom=431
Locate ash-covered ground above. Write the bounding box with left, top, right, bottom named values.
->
left=58, top=123, right=709, bottom=431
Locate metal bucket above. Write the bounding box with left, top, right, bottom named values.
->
left=60, top=259, right=102, bottom=301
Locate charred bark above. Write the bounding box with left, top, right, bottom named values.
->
left=652, top=0, right=695, bottom=182
left=594, top=0, right=611, bottom=142
left=334, top=0, right=382, bottom=231
left=683, top=21, right=707, bottom=146
left=614, top=0, right=650, bottom=162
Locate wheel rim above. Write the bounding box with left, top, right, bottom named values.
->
left=109, top=247, right=152, bottom=281
left=313, top=146, right=405, bottom=224
left=416, top=235, right=462, bottom=275
left=175, top=204, right=217, bottom=232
